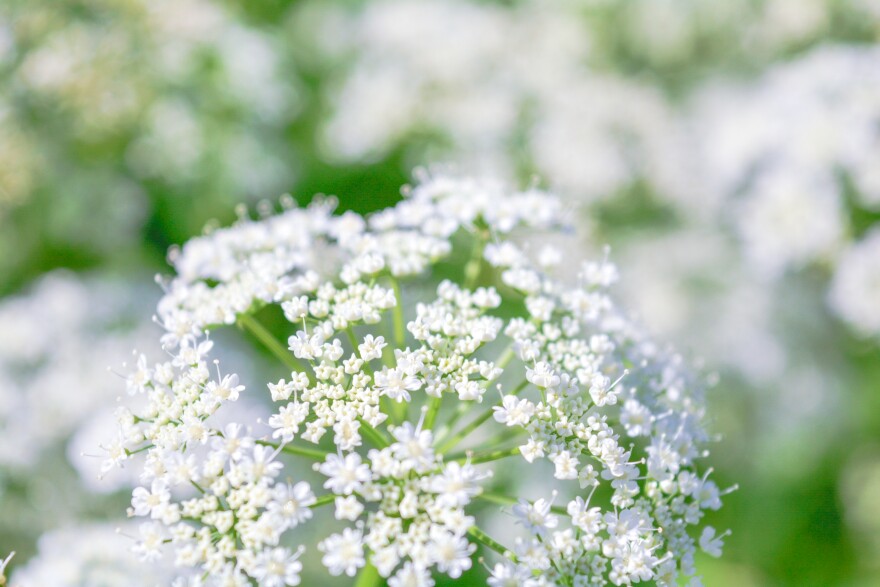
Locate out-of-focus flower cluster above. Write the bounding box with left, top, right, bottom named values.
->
left=695, top=46, right=880, bottom=327
left=581, top=0, right=879, bottom=74
left=3, top=0, right=295, bottom=202
left=101, top=174, right=730, bottom=586
left=307, top=0, right=691, bottom=206
left=0, top=0, right=298, bottom=287
left=0, top=272, right=156, bottom=481
left=0, top=272, right=161, bottom=579
left=10, top=524, right=177, bottom=587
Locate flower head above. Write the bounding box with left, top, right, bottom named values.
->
left=107, top=172, right=728, bottom=585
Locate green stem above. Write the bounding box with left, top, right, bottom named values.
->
left=390, top=277, right=406, bottom=348
left=467, top=525, right=512, bottom=558
left=494, top=344, right=516, bottom=371
left=125, top=443, right=154, bottom=457
left=437, top=408, right=494, bottom=454
left=380, top=343, right=396, bottom=369
left=433, top=402, right=473, bottom=444
left=354, top=562, right=382, bottom=587
left=357, top=417, right=391, bottom=448
left=309, top=494, right=337, bottom=509
left=381, top=396, right=405, bottom=425
left=463, top=232, right=487, bottom=290
left=481, top=426, right=527, bottom=449
left=423, top=395, right=442, bottom=430
left=437, top=379, right=529, bottom=453
left=345, top=327, right=360, bottom=354
left=449, top=446, right=520, bottom=465
left=257, top=440, right=331, bottom=461
left=237, top=314, right=310, bottom=379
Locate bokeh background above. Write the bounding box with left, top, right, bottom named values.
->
left=1, top=0, right=880, bottom=585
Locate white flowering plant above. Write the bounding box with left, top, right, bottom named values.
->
left=105, top=173, right=732, bottom=586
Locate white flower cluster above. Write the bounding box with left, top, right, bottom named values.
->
left=697, top=46, right=880, bottom=271
left=596, top=0, right=855, bottom=68
left=306, top=0, right=691, bottom=203
left=108, top=172, right=729, bottom=585
left=2, top=0, right=296, bottom=218
left=9, top=523, right=178, bottom=587
left=695, top=45, right=880, bottom=336
left=0, top=272, right=155, bottom=472
left=474, top=230, right=732, bottom=586
left=316, top=421, right=487, bottom=581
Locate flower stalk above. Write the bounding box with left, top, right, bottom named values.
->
left=237, top=313, right=310, bottom=379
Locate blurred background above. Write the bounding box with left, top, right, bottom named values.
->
left=1, top=0, right=879, bottom=585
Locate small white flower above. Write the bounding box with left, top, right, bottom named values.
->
left=332, top=417, right=363, bottom=451
left=334, top=495, right=364, bottom=521
left=245, top=444, right=284, bottom=481
left=388, top=562, right=434, bottom=587
left=526, top=362, right=559, bottom=389
left=319, top=528, right=365, bottom=577
left=358, top=334, right=387, bottom=361
left=620, top=398, right=652, bottom=437
left=267, top=482, right=315, bottom=529
left=493, top=395, right=535, bottom=427
left=318, top=453, right=371, bottom=495
left=268, top=379, right=295, bottom=402
left=430, top=461, right=488, bottom=507
left=206, top=373, right=245, bottom=402
left=699, top=526, right=730, bottom=558
left=589, top=374, right=618, bottom=407
left=375, top=366, right=422, bottom=402
left=550, top=451, right=579, bottom=480
left=487, top=561, right=532, bottom=587
left=269, top=402, right=309, bottom=441
left=512, top=497, right=559, bottom=536
left=429, top=530, right=475, bottom=579
left=133, top=522, right=165, bottom=562
left=282, top=296, right=310, bottom=322
left=131, top=479, right=171, bottom=519
left=567, top=497, right=603, bottom=535
left=251, top=547, right=304, bottom=587
left=390, top=422, right=434, bottom=472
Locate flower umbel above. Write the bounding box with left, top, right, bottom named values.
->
left=108, top=171, right=731, bottom=586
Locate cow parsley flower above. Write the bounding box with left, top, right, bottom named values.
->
left=107, top=172, right=730, bottom=585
